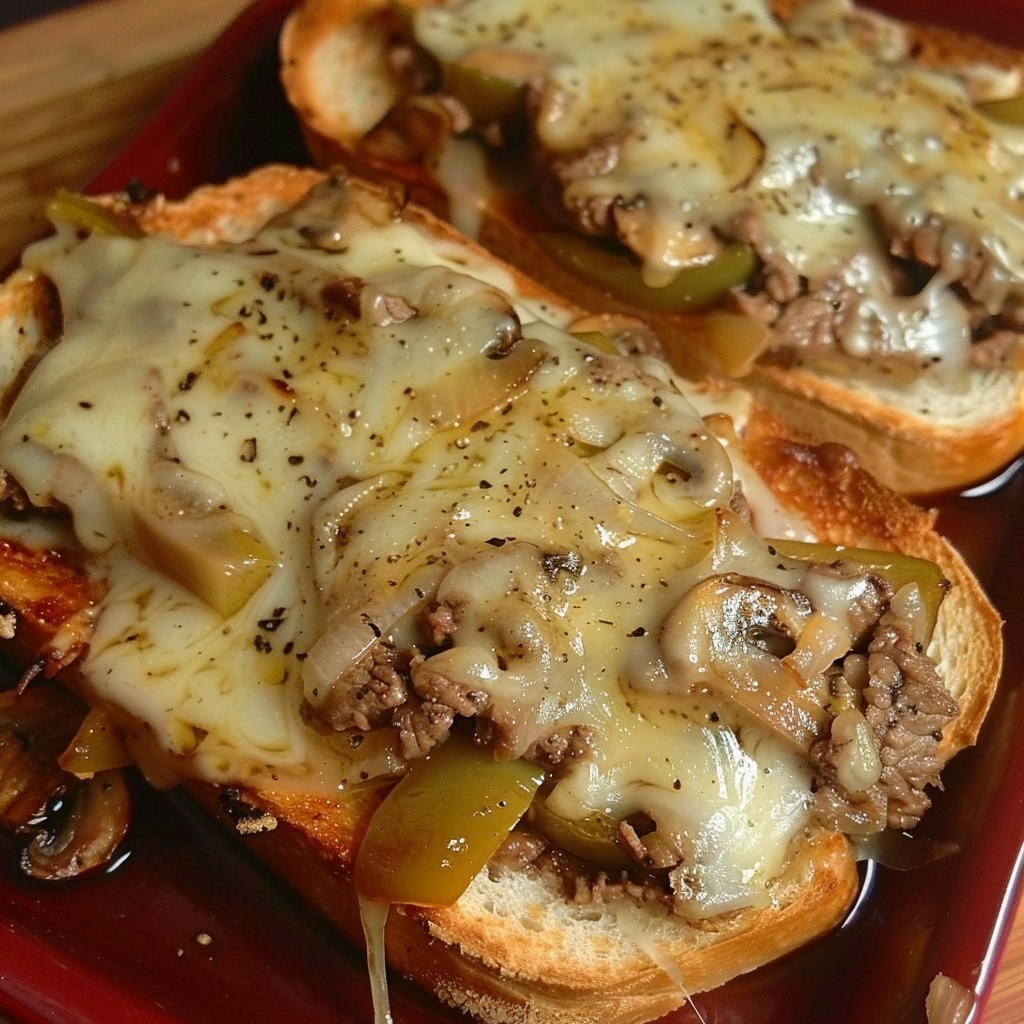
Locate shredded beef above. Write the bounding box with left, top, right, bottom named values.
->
left=488, top=827, right=548, bottom=873
left=863, top=617, right=958, bottom=828
left=311, top=642, right=412, bottom=733
left=619, top=817, right=684, bottom=871
left=573, top=869, right=674, bottom=910
left=886, top=211, right=1007, bottom=308
left=551, top=136, right=621, bottom=193
left=410, top=662, right=488, bottom=717
left=769, top=296, right=839, bottom=349
left=306, top=591, right=487, bottom=759
left=0, top=471, right=31, bottom=513
left=524, top=725, right=595, bottom=767
left=724, top=201, right=1024, bottom=366
left=307, top=637, right=494, bottom=760
left=811, top=610, right=958, bottom=832
left=560, top=189, right=618, bottom=239
left=830, top=562, right=893, bottom=644
left=392, top=700, right=458, bottom=760
left=399, top=661, right=491, bottom=758
left=423, top=600, right=459, bottom=647
left=488, top=824, right=674, bottom=911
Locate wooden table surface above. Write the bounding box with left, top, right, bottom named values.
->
left=0, top=1, right=1022, bottom=1021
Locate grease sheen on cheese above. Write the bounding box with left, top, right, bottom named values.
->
left=0, top=181, right=870, bottom=915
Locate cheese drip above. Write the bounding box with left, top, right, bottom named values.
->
left=0, top=179, right=884, bottom=915
left=413, top=0, right=1024, bottom=376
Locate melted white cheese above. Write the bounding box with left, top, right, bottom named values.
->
left=413, top=0, right=1024, bottom=373
left=0, top=180, right=870, bottom=915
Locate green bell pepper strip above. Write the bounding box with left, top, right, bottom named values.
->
left=354, top=732, right=545, bottom=906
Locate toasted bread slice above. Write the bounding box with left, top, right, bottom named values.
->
left=0, top=165, right=1003, bottom=1024
left=279, top=0, right=1024, bottom=497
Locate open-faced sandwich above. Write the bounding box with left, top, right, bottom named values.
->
left=280, top=0, right=1024, bottom=496
left=0, top=165, right=1004, bottom=1023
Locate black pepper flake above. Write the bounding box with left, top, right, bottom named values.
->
left=485, top=537, right=509, bottom=547
left=479, top=479, right=492, bottom=489
left=288, top=455, right=305, bottom=465
left=627, top=626, right=647, bottom=637
left=254, top=634, right=273, bottom=654
left=179, top=371, right=199, bottom=392
left=259, top=272, right=280, bottom=292
left=240, top=438, right=258, bottom=463
left=78, top=401, right=93, bottom=409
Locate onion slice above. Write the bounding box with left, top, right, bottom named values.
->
left=925, top=974, right=973, bottom=1024
left=399, top=337, right=546, bottom=434
left=303, top=561, right=448, bottom=709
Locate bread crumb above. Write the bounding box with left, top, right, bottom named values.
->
left=235, top=812, right=278, bottom=835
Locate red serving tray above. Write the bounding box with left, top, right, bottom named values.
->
left=3, top=1, right=1024, bottom=1021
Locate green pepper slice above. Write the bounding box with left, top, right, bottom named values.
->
left=45, top=188, right=145, bottom=238
left=978, top=94, right=1024, bottom=126
left=442, top=61, right=527, bottom=127
left=539, top=231, right=757, bottom=313
left=354, top=733, right=545, bottom=906
left=529, top=798, right=633, bottom=872
left=767, top=539, right=948, bottom=643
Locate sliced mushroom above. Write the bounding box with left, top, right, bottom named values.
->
left=661, top=573, right=831, bottom=750
left=21, top=768, right=131, bottom=881
left=0, top=684, right=131, bottom=880
left=0, top=684, right=83, bottom=830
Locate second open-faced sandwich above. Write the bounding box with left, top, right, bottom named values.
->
left=280, top=0, right=1024, bottom=495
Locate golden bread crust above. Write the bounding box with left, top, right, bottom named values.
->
left=771, top=0, right=1024, bottom=73
left=199, top=784, right=857, bottom=1024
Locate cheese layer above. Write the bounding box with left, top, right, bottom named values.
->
left=0, top=180, right=875, bottom=916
